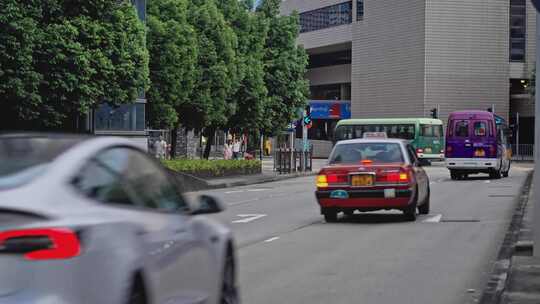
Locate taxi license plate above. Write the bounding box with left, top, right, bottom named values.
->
left=351, top=174, right=374, bottom=187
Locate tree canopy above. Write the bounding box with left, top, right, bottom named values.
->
left=0, top=0, right=149, bottom=130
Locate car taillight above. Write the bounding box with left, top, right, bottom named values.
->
left=0, top=228, right=81, bottom=260
left=317, top=174, right=347, bottom=187
left=489, top=145, right=496, bottom=156
left=376, top=170, right=410, bottom=184
left=416, top=148, right=424, bottom=154
left=317, top=175, right=328, bottom=188
left=440, top=149, right=445, bottom=154
left=446, top=146, right=452, bottom=157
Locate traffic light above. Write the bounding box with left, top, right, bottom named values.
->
left=430, top=108, right=438, bottom=119
left=303, top=105, right=312, bottom=127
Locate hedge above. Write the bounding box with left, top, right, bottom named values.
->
left=163, top=159, right=262, bottom=178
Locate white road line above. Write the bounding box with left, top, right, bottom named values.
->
left=264, top=237, right=280, bottom=243
left=247, top=189, right=270, bottom=192
left=423, top=214, right=442, bottom=223
left=232, top=214, right=267, bottom=223
left=225, top=190, right=245, bottom=194
left=484, top=180, right=491, bottom=184
left=430, top=181, right=435, bottom=185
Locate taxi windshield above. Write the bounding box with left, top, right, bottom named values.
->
left=329, top=142, right=404, bottom=164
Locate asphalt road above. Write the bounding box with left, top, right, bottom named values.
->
left=192, top=164, right=532, bottom=304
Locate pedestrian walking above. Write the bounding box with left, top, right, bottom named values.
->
left=154, top=135, right=167, bottom=159
left=264, top=138, right=272, bottom=156
left=224, top=140, right=233, bottom=160
left=232, top=139, right=241, bottom=160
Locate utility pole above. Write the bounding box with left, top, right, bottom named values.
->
left=532, top=0, right=540, bottom=257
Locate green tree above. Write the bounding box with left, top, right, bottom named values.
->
left=0, top=0, right=149, bottom=130
left=217, top=0, right=268, bottom=133
left=258, top=0, right=309, bottom=136
left=147, top=0, right=198, bottom=129
left=188, top=0, right=238, bottom=158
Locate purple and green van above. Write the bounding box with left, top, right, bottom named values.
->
left=445, top=110, right=511, bottom=180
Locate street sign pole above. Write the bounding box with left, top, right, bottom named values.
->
left=533, top=1, right=540, bottom=257
left=302, top=110, right=308, bottom=172
left=516, top=112, right=520, bottom=157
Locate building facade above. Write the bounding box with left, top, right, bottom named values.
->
left=281, top=0, right=536, bottom=156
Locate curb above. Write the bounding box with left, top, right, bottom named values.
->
left=207, top=172, right=317, bottom=190
left=479, top=170, right=534, bottom=304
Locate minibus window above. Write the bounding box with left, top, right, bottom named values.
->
left=433, top=125, right=443, bottom=137
left=474, top=121, right=487, bottom=137
left=455, top=121, right=469, bottom=137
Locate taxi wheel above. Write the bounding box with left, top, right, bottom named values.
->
left=323, top=209, right=338, bottom=223
left=450, top=171, right=457, bottom=180
left=418, top=187, right=430, bottom=215
left=344, top=210, right=354, bottom=216
left=403, top=200, right=417, bottom=222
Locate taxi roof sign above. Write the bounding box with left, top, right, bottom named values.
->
left=363, top=132, right=387, bottom=139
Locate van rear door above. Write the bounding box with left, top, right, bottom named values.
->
left=447, top=120, right=474, bottom=158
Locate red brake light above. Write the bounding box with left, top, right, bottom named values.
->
left=416, top=148, right=424, bottom=154
left=376, top=169, right=410, bottom=184
left=446, top=146, right=452, bottom=157
left=0, top=228, right=81, bottom=260
left=361, top=159, right=373, bottom=165
left=327, top=174, right=348, bottom=184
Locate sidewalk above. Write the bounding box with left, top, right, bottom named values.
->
left=500, top=180, right=540, bottom=304
left=479, top=170, right=536, bottom=304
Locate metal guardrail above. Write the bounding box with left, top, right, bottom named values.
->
left=511, top=144, right=534, bottom=161
left=274, top=149, right=313, bottom=174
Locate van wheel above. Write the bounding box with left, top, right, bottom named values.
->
left=490, top=168, right=501, bottom=179
left=127, top=276, right=147, bottom=304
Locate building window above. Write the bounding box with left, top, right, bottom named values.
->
left=300, top=2, right=352, bottom=33
left=308, top=50, right=352, bottom=69
left=357, top=1, right=364, bottom=20
left=510, top=0, right=526, bottom=62
left=95, top=103, right=145, bottom=131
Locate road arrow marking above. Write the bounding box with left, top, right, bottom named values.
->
left=423, top=214, right=442, bottom=223
left=232, top=214, right=267, bottom=223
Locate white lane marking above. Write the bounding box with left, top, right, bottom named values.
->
left=247, top=188, right=270, bottom=192
left=423, top=214, right=442, bottom=223
left=484, top=180, right=491, bottom=184
left=232, top=214, right=267, bottom=223
left=264, top=237, right=280, bottom=243
left=430, top=181, right=435, bottom=185
left=225, top=190, right=245, bottom=194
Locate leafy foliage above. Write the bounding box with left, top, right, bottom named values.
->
left=0, top=0, right=149, bottom=130
left=147, top=0, right=198, bottom=129
left=258, top=0, right=310, bottom=136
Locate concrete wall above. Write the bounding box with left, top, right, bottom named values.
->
left=307, top=64, right=351, bottom=86
left=526, top=0, right=537, bottom=78
left=424, top=0, right=509, bottom=121
left=351, top=0, right=426, bottom=118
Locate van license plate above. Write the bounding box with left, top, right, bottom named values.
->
left=351, top=175, right=374, bottom=187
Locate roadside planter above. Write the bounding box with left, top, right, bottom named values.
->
left=163, top=159, right=262, bottom=179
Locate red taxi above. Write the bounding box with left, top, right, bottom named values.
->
left=316, top=135, right=430, bottom=222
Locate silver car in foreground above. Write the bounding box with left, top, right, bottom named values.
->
left=0, top=134, right=238, bottom=304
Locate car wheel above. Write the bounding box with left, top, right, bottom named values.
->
left=323, top=209, right=338, bottom=223
left=489, top=168, right=501, bottom=179
left=418, top=187, right=430, bottom=215
left=127, top=277, right=147, bottom=304
left=403, top=191, right=418, bottom=221
left=221, top=249, right=239, bottom=304
left=343, top=210, right=354, bottom=216
left=503, top=161, right=511, bottom=178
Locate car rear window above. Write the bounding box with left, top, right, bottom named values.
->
left=473, top=121, right=488, bottom=137
left=0, top=136, right=83, bottom=189
left=329, top=142, right=404, bottom=164
left=454, top=120, right=469, bottom=137
left=420, top=125, right=443, bottom=137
